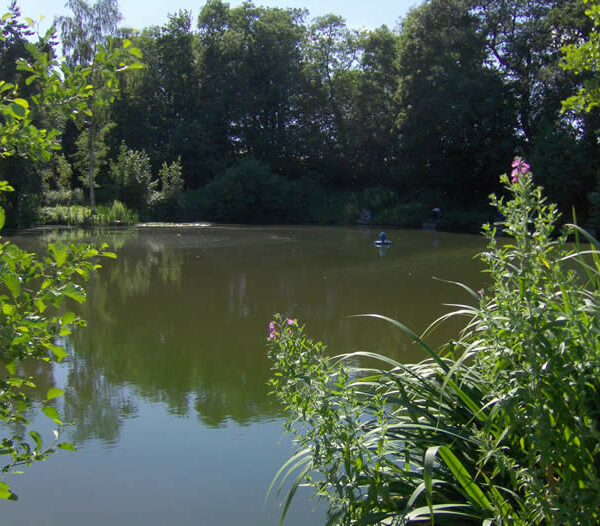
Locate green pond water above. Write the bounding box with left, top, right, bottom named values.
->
left=1, top=225, right=485, bottom=525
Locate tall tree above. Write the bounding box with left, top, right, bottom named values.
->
left=197, top=1, right=305, bottom=180
left=300, top=14, right=362, bottom=182
left=562, top=0, right=600, bottom=222
left=472, top=0, right=598, bottom=214
left=0, top=2, right=39, bottom=226
left=562, top=0, right=600, bottom=112
left=472, top=0, right=593, bottom=143
left=395, top=0, right=517, bottom=204
left=348, top=26, right=400, bottom=186
left=57, top=0, right=126, bottom=210
left=58, top=0, right=122, bottom=68
left=109, top=11, right=201, bottom=186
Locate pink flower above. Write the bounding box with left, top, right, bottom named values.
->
left=268, top=321, right=276, bottom=340
left=511, top=158, right=531, bottom=183
left=286, top=318, right=296, bottom=326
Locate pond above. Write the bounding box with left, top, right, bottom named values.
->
left=1, top=225, right=485, bottom=525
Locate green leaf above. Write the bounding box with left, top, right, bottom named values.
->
left=57, top=442, right=76, bottom=452
left=2, top=302, right=16, bottom=316
left=424, top=445, right=441, bottom=509
left=29, top=430, right=43, bottom=450
left=4, top=361, right=16, bottom=375
left=12, top=98, right=29, bottom=110
left=438, top=446, right=492, bottom=511
left=0, top=481, right=17, bottom=501
left=0, top=206, right=4, bottom=230
left=45, top=342, right=67, bottom=361
left=9, top=102, right=27, bottom=118
left=0, top=181, right=13, bottom=192
left=61, top=311, right=77, bottom=325
left=42, top=406, right=62, bottom=424
left=61, top=283, right=85, bottom=303
left=48, top=243, right=67, bottom=267
left=2, top=272, right=21, bottom=298
left=46, top=387, right=64, bottom=401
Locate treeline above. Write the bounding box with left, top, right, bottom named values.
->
left=1, top=0, right=599, bottom=229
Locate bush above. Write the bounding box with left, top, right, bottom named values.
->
left=200, top=158, right=297, bottom=224
left=376, top=201, right=429, bottom=228
left=267, top=166, right=600, bottom=524
left=109, top=142, right=156, bottom=215
left=148, top=158, right=185, bottom=221
left=44, top=188, right=85, bottom=207
left=438, top=207, right=491, bottom=233
left=343, top=188, right=435, bottom=227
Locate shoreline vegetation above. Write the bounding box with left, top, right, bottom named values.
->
left=268, top=168, right=600, bottom=524
left=37, top=201, right=490, bottom=233
left=40, top=201, right=139, bottom=227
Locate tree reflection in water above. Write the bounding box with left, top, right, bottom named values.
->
left=7, top=226, right=484, bottom=447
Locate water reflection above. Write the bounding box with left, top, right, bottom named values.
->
left=8, top=226, right=485, bottom=444
left=61, top=356, right=139, bottom=447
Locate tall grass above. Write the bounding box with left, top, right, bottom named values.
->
left=267, top=169, right=600, bottom=524
left=41, top=201, right=139, bottom=226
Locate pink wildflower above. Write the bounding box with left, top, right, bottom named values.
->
left=268, top=321, right=276, bottom=340
left=286, top=318, right=296, bottom=326
left=510, top=158, right=531, bottom=183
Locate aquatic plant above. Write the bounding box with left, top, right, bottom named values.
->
left=267, top=166, right=600, bottom=524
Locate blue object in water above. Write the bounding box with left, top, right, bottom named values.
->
left=374, top=232, right=392, bottom=246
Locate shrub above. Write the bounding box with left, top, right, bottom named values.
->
left=200, top=158, right=294, bottom=224
left=267, top=165, right=600, bottom=524
left=109, top=142, right=156, bottom=215
left=148, top=158, right=184, bottom=221
left=376, top=201, right=429, bottom=228
left=44, top=188, right=85, bottom=207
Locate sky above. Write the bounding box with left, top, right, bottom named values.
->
left=9, top=0, right=418, bottom=34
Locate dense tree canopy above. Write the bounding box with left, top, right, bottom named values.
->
left=395, top=0, right=517, bottom=205
left=0, top=0, right=598, bottom=229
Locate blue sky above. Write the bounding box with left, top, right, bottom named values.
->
left=10, top=0, right=418, bottom=34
